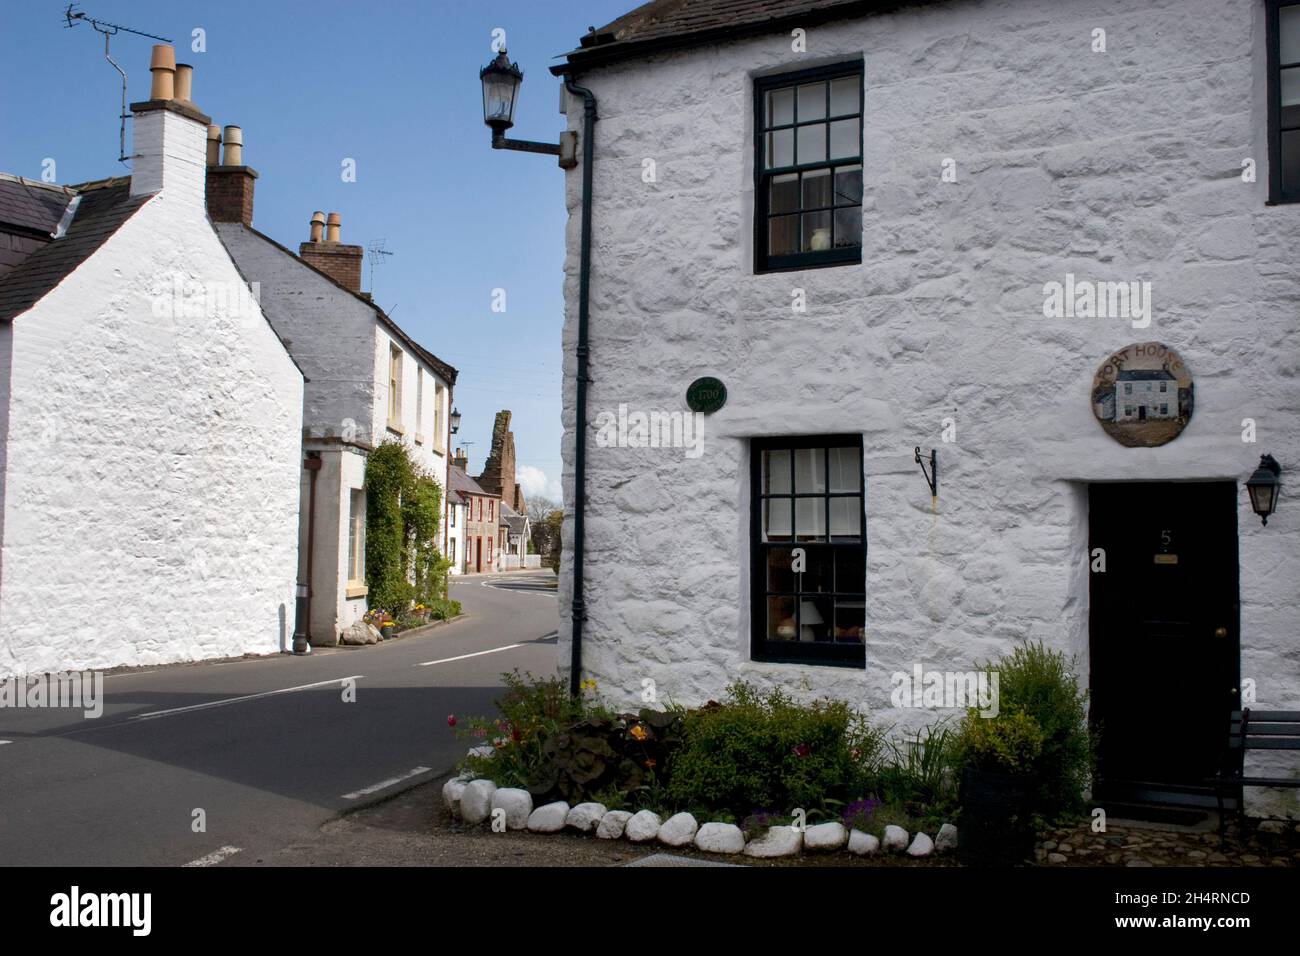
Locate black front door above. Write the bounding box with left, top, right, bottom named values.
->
left=1089, top=482, right=1239, bottom=806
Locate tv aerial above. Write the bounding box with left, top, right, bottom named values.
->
left=64, top=3, right=172, bottom=165
left=366, top=239, right=394, bottom=297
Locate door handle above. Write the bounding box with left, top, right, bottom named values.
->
left=1214, top=627, right=1228, bottom=638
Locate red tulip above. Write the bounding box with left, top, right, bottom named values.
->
left=446, top=715, right=457, bottom=728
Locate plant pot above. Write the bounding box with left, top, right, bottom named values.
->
left=958, top=767, right=1038, bottom=866
left=381, top=625, right=396, bottom=640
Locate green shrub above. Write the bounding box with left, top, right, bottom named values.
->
left=429, top=598, right=461, bottom=620
left=871, top=722, right=959, bottom=830
left=955, top=710, right=1045, bottom=775
left=664, top=682, right=882, bottom=818
left=982, top=640, right=1095, bottom=820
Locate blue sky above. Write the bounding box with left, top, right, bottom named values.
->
left=0, top=0, right=634, bottom=503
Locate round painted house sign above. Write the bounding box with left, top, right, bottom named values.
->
left=686, top=376, right=727, bottom=414
left=1091, top=342, right=1193, bottom=447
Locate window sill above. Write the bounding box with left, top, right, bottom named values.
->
left=386, top=420, right=405, bottom=436
left=345, top=584, right=368, bottom=599
left=756, top=248, right=862, bottom=275
left=414, top=433, right=424, bottom=446
left=751, top=646, right=865, bottom=668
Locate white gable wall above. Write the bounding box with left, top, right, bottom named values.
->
left=0, top=189, right=303, bottom=676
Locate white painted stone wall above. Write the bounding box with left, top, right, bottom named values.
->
left=0, top=165, right=303, bottom=675
left=215, top=224, right=454, bottom=635
left=557, top=0, right=1300, bottom=813
left=448, top=498, right=466, bottom=574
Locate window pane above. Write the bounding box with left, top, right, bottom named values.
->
left=1283, top=66, right=1300, bottom=107
left=766, top=128, right=794, bottom=168
left=796, top=123, right=826, bottom=164
left=834, top=165, right=863, bottom=205
left=794, top=448, right=825, bottom=492
left=768, top=596, right=798, bottom=642
left=795, top=497, right=825, bottom=541
left=828, top=446, right=860, bottom=491
left=1282, top=129, right=1300, bottom=195
left=834, top=206, right=862, bottom=248
left=833, top=601, right=865, bottom=643
left=835, top=548, right=865, bottom=594
left=797, top=82, right=826, bottom=121
left=763, top=449, right=792, bottom=493
left=1282, top=6, right=1300, bottom=64
left=830, top=497, right=861, bottom=540
left=765, top=498, right=792, bottom=540
left=770, top=173, right=799, bottom=214
left=767, top=87, right=794, bottom=127
left=769, top=215, right=799, bottom=255
left=767, top=547, right=797, bottom=592
left=798, top=596, right=832, bottom=641
left=830, top=75, right=859, bottom=116
left=829, top=118, right=860, bottom=160
left=802, top=210, right=832, bottom=252
left=796, top=545, right=833, bottom=593
left=802, top=168, right=832, bottom=209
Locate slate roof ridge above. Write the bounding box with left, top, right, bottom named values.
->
left=218, top=221, right=459, bottom=386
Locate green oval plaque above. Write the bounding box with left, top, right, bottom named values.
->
left=686, top=377, right=727, bottom=414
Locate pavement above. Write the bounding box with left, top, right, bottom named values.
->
left=0, top=570, right=558, bottom=866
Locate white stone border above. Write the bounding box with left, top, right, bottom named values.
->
left=442, top=765, right=959, bottom=860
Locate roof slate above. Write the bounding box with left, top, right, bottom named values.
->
left=554, top=0, right=928, bottom=71
left=0, top=175, right=74, bottom=235
left=449, top=464, right=495, bottom=499
left=0, top=179, right=151, bottom=323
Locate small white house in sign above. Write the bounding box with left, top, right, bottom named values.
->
left=1114, top=369, right=1177, bottom=423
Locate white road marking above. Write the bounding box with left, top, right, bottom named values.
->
left=128, top=676, right=363, bottom=721
left=341, top=766, right=433, bottom=801
left=416, top=644, right=523, bottom=667
left=183, top=846, right=242, bottom=867
left=0, top=740, right=11, bottom=746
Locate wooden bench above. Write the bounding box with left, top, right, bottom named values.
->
left=1215, top=709, right=1300, bottom=833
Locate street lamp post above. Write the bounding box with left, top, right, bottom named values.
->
left=481, top=50, right=595, bottom=696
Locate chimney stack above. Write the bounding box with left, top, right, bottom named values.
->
left=205, top=122, right=258, bottom=225
left=453, top=448, right=469, bottom=471
left=130, top=44, right=211, bottom=205
left=299, top=210, right=364, bottom=292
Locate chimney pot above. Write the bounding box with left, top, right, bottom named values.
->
left=221, top=125, right=243, bottom=165
left=325, top=211, right=341, bottom=242
left=206, top=125, right=222, bottom=166
left=148, top=44, right=177, bottom=101
left=309, top=211, right=325, bottom=243
left=173, top=64, right=194, bottom=103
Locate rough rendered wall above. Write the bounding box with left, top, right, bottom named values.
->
left=0, top=191, right=303, bottom=675
left=556, top=0, right=1300, bottom=815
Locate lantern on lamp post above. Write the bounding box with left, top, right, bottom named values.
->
left=1246, top=454, right=1282, bottom=526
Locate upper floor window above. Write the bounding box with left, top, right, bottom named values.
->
left=1269, top=2, right=1300, bottom=202
left=416, top=368, right=425, bottom=439
left=751, top=435, right=865, bottom=667
left=388, top=345, right=403, bottom=427
left=434, top=385, right=446, bottom=451
left=754, top=61, right=863, bottom=272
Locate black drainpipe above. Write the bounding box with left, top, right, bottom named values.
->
left=564, top=77, right=596, bottom=696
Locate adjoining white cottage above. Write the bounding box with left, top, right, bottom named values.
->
left=550, top=0, right=1300, bottom=817
left=210, top=162, right=457, bottom=646
left=0, top=47, right=303, bottom=676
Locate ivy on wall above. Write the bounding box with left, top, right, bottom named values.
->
left=365, top=441, right=449, bottom=611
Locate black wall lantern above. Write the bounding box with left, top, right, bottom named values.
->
left=480, top=50, right=578, bottom=166
left=449, top=406, right=461, bottom=435
left=1246, top=454, right=1282, bottom=525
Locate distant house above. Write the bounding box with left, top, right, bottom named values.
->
left=0, top=46, right=303, bottom=675
left=1113, top=369, right=1178, bottom=422
left=450, top=455, right=500, bottom=573
left=210, top=156, right=456, bottom=645
left=499, top=501, right=532, bottom=570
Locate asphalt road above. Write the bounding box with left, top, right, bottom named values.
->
left=0, top=571, right=558, bottom=866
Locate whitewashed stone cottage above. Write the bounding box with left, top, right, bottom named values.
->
left=0, top=47, right=303, bottom=675
left=551, top=0, right=1300, bottom=816
left=212, top=179, right=456, bottom=645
